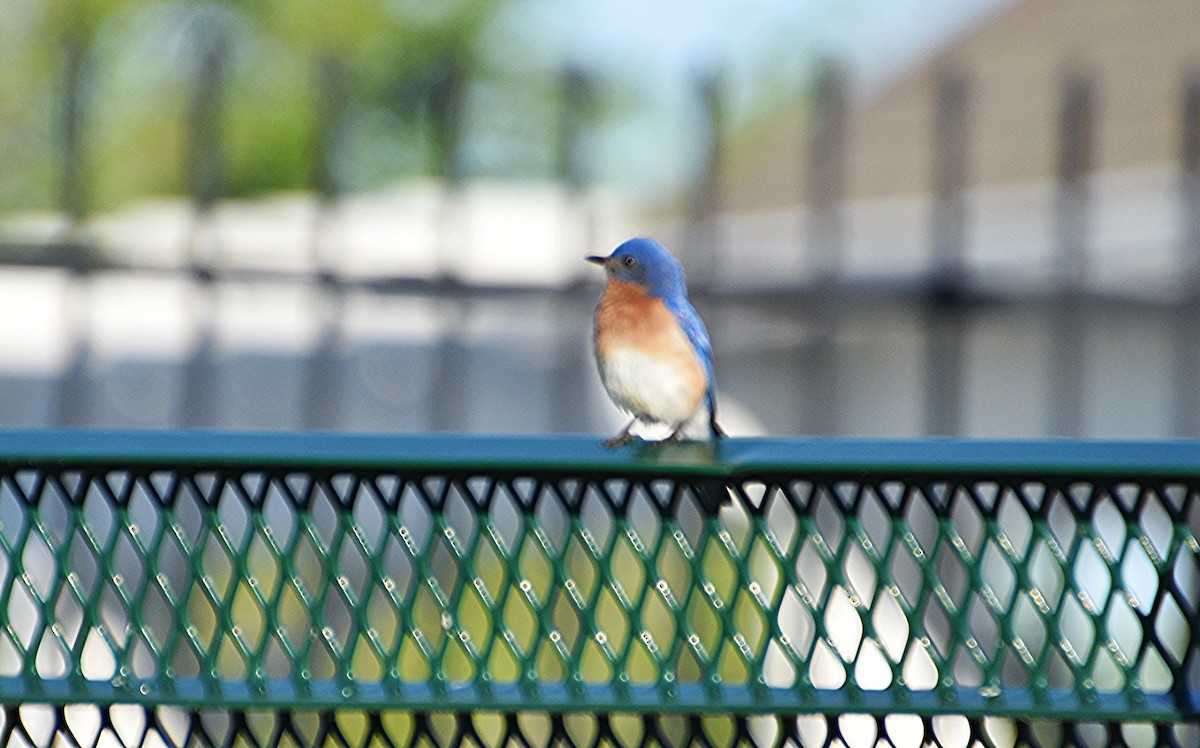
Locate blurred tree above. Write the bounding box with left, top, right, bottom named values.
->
left=0, top=0, right=65, bottom=213
left=0, top=0, right=563, bottom=216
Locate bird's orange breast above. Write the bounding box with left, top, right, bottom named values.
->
left=594, top=280, right=707, bottom=418
left=595, top=281, right=681, bottom=355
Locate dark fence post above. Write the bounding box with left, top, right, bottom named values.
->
left=58, top=34, right=88, bottom=233
left=1048, top=72, right=1095, bottom=436
left=1171, top=74, right=1200, bottom=437
left=1180, top=75, right=1200, bottom=292
left=312, top=56, right=348, bottom=207
left=427, top=300, right=470, bottom=431
left=54, top=33, right=91, bottom=426
left=427, top=58, right=470, bottom=431
left=685, top=69, right=723, bottom=290
left=803, top=61, right=848, bottom=435
left=187, top=23, right=226, bottom=221
left=807, top=61, right=847, bottom=281
left=929, top=70, right=970, bottom=288
left=429, top=57, right=467, bottom=188
left=558, top=67, right=592, bottom=193
left=179, top=21, right=227, bottom=428
left=303, top=55, right=351, bottom=430
left=1054, top=73, right=1094, bottom=286
left=924, top=69, right=971, bottom=436
left=552, top=66, right=596, bottom=433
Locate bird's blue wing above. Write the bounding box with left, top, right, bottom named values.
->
left=664, top=296, right=719, bottom=417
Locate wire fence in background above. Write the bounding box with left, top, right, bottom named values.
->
left=3, top=30, right=1200, bottom=438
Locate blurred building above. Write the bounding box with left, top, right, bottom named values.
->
left=718, top=0, right=1200, bottom=292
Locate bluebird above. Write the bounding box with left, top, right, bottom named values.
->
left=587, top=237, right=726, bottom=447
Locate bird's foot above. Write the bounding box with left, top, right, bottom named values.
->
left=603, top=418, right=640, bottom=448
left=603, top=432, right=638, bottom=448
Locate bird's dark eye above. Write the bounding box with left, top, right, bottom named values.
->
left=623, top=256, right=637, bottom=267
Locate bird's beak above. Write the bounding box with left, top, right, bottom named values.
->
left=585, top=255, right=610, bottom=268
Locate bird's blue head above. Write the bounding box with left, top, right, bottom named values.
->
left=586, top=237, right=687, bottom=299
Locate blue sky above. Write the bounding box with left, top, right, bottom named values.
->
left=523, top=0, right=1013, bottom=86
left=566, top=0, right=1008, bottom=78
left=492, top=0, right=1017, bottom=197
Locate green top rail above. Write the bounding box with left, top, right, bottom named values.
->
left=0, top=430, right=1196, bottom=725
left=4, top=429, right=1200, bottom=477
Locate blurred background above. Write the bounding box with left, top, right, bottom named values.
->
left=1, top=0, right=1199, bottom=438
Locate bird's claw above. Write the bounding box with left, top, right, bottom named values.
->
left=603, top=433, right=638, bottom=448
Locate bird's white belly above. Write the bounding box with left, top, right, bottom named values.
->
left=599, top=348, right=703, bottom=426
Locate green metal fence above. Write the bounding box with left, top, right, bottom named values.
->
left=0, top=430, right=1197, bottom=746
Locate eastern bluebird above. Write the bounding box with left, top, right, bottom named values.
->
left=587, top=237, right=726, bottom=447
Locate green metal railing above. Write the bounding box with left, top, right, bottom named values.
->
left=0, top=430, right=1197, bottom=746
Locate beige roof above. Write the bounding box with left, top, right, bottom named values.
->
left=726, top=0, right=1200, bottom=210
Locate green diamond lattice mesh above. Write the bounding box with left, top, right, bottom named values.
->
left=0, top=432, right=1196, bottom=748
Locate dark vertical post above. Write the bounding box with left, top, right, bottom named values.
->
left=59, top=34, right=87, bottom=231
left=54, top=33, right=91, bottom=426
left=924, top=70, right=970, bottom=436
left=303, top=55, right=350, bottom=430
left=686, top=69, right=723, bottom=290
left=178, top=22, right=226, bottom=427
left=807, top=61, right=848, bottom=281
left=552, top=67, right=595, bottom=433
left=1048, top=72, right=1094, bottom=436
left=312, top=55, right=348, bottom=206
left=427, top=296, right=470, bottom=432
left=557, top=67, right=591, bottom=193
left=427, top=57, right=470, bottom=431
left=929, top=71, right=970, bottom=288
left=1179, top=76, right=1200, bottom=291
left=803, top=61, right=848, bottom=435
left=1171, top=75, right=1200, bottom=436
left=686, top=69, right=727, bottom=436
left=923, top=310, right=970, bottom=431
left=1179, top=82, right=1200, bottom=696
left=187, top=24, right=226, bottom=222
left=1054, top=74, right=1094, bottom=286
left=429, top=57, right=467, bottom=188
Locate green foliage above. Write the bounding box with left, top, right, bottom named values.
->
left=0, top=0, right=551, bottom=215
